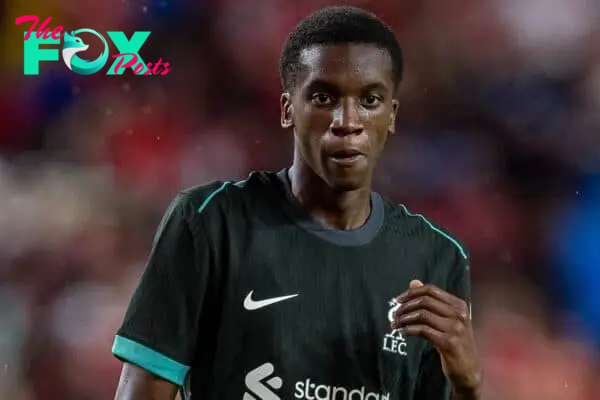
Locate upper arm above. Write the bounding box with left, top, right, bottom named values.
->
left=447, top=248, right=472, bottom=318
left=112, top=192, right=213, bottom=396
left=114, top=362, right=180, bottom=400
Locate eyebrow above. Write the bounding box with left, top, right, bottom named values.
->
left=361, top=82, right=388, bottom=93
left=305, top=79, right=339, bottom=93
left=305, top=79, right=389, bottom=94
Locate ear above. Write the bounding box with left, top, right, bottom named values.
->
left=280, top=92, right=294, bottom=129
left=388, top=99, right=399, bottom=134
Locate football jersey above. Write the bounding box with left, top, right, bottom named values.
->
left=112, top=169, right=471, bottom=400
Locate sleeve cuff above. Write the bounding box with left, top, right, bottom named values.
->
left=112, top=335, right=190, bottom=386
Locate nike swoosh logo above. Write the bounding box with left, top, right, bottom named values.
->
left=243, top=290, right=298, bottom=310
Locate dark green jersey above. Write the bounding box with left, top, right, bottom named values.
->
left=112, top=169, right=471, bottom=400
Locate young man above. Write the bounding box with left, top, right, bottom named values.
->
left=112, top=6, right=482, bottom=400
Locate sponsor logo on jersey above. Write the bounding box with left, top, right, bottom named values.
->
left=244, top=362, right=282, bottom=400
left=382, top=298, right=408, bottom=356
left=294, top=379, right=390, bottom=399
left=243, top=290, right=299, bottom=310
left=244, top=363, right=390, bottom=400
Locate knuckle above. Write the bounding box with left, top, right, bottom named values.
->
left=455, top=300, right=469, bottom=321
left=453, top=321, right=464, bottom=334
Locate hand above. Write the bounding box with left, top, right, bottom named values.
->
left=392, top=280, right=482, bottom=398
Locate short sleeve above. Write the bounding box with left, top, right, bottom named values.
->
left=447, top=250, right=472, bottom=319
left=414, top=241, right=471, bottom=399
left=112, top=193, right=210, bottom=386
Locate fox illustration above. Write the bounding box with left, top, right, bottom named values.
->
left=61, top=30, right=108, bottom=75
left=62, top=31, right=88, bottom=70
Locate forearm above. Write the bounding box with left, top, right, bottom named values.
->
left=453, top=390, right=481, bottom=400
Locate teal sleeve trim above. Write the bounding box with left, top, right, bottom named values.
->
left=197, top=181, right=230, bottom=213
left=196, top=178, right=249, bottom=214
left=112, top=335, right=190, bottom=386
left=399, top=205, right=468, bottom=259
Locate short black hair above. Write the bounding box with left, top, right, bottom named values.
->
left=279, top=6, right=403, bottom=91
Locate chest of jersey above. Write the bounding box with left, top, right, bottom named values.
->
left=206, top=224, right=433, bottom=399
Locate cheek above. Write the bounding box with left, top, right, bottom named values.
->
left=296, top=109, right=331, bottom=143
left=293, top=113, right=320, bottom=158
left=375, top=133, right=389, bottom=155
left=365, top=113, right=391, bottom=141
left=305, top=107, right=332, bottom=132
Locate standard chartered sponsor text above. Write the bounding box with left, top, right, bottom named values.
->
left=294, top=379, right=390, bottom=400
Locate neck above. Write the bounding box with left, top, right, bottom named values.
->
left=288, top=161, right=371, bottom=230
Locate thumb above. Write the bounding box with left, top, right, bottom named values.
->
left=409, top=279, right=424, bottom=289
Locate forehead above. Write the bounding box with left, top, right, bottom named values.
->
left=297, top=43, right=393, bottom=90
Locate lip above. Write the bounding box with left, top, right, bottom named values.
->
left=330, top=148, right=365, bottom=158
left=329, top=151, right=366, bottom=167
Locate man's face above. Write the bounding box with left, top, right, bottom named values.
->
left=281, top=43, right=398, bottom=191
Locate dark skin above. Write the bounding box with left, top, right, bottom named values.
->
left=113, top=43, right=481, bottom=400
left=395, top=280, right=482, bottom=399
left=284, top=44, right=482, bottom=399
left=281, top=44, right=397, bottom=229
left=114, top=363, right=178, bottom=400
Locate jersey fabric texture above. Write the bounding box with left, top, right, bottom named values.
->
left=112, top=169, right=471, bottom=400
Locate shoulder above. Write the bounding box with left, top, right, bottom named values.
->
left=171, top=170, right=277, bottom=227
left=384, top=200, right=469, bottom=263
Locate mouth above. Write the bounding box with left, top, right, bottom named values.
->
left=329, top=149, right=365, bottom=166
left=331, top=149, right=363, bottom=158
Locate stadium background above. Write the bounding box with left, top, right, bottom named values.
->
left=1, top=0, right=600, bottom=398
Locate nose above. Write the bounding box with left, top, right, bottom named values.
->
left=330, top=99, right=363, bottom=136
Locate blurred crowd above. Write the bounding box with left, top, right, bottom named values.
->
left=1, top=0, right=599, bottom=398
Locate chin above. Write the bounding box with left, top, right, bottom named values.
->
left=331, top=181, right=363, bottom=192
left=326, top=173, right=368, bottom=192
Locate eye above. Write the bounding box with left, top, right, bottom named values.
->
left=311, top=93, right=335, bottom=106
left=361, top=94, right=382, bottom=107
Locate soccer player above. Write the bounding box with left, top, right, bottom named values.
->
left=112, top=6, right=482, bottom=400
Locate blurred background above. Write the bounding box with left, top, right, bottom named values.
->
left=1, top=0, right=599, bottom=398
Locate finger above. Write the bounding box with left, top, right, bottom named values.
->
left=398, top=285, right=459, bottom=306
left=396, top=279, right=424, bottom=299
left=398, top=285, right=467, bottom=315
left=409, top=279, right=424, bottom=289
left=400, top=324, right=446, bottom=347
left=392, top=309, right=452, bottom=332
left=395, top=295, right=458, bottom=320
